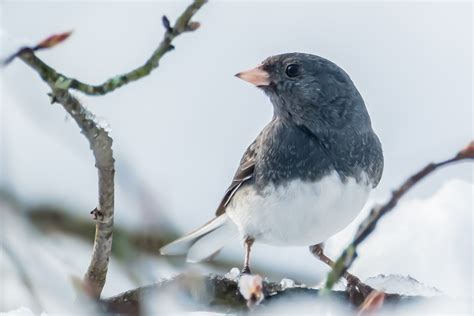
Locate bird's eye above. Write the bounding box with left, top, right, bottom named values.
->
left=285, top=64, right=300, bottom=77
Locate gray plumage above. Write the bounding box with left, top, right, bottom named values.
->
left=216, top=52, right=383, bottom=215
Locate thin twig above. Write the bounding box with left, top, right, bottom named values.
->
left=323, top=141, right=474, bottom=292
left=15, top=0, right=206, bottom=96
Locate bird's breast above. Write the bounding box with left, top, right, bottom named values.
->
left=225, top=171, right=371, bottom=246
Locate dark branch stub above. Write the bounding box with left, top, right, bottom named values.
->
left=162, top=15, right=173, bottom=33
left=90, top=207, right=105, bottom=222
left=47, top=92, right=58, bottom=104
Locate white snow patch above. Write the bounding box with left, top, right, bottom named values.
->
left=82, top=104, right=112, bottom=133
left=0, top=307, right=46, bottom=316
left=224, top=267, right=240, bottom=281
left=279, top=278, right=295, bottom=290
left=365, top=274, right=442, bottom=296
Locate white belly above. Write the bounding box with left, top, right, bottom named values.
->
left=225, top=171, right=371, bottom=246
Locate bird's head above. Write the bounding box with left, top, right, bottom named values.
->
left=236, top=52, right=371, bottom=132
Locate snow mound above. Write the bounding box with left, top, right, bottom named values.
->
left=365, top=274, right=443, bottom=296
left=326, top=179, right=473, bottom=298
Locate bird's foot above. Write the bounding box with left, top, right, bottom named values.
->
left=241, top=266, right=252, bottom=274
left=345, top=275, right=375, bottom=305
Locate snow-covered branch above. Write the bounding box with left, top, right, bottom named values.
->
left=99, top=273, right=457, bottom=315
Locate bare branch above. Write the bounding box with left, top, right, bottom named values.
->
left=6, top=45, right=116, bottom=296
left=13, top=48, right=115, bottom=299
left=34, top=82, right=114, bottom=299
left=323, top=141, right=474, bottom=292
left=14, top=0, right=207, bottom=95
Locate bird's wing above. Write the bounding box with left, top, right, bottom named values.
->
left=215, top=139, right=258, bottom=216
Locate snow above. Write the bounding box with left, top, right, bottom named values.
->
left=325, top=179, right=473, bottom=299
left=0, top=307, right=41, bottom=316
left=279, top=278, right=295, bottom=290
left=1, top=205, right=76, bottom=312
left=224, top=267, right=240, bottom=281
left=365, top=274, right=442, bottom=296
left=82, top=103, right=112, bottom=133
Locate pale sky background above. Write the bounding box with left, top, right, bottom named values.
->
left=0, top=0, right=472, bottom=302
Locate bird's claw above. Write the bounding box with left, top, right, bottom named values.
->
left=346, top=275, right=375, bottom=305
left=241, top=267, right=252, bottom=275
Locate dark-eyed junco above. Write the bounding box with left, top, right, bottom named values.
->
left=161, top=53, right=383, bottom=284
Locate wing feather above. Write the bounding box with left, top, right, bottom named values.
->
left=215, top=140, right=258, bottom=216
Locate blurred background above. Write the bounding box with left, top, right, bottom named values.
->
left=0, top=0, right=472, bottom=313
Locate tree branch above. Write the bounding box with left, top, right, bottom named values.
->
left=99, top=273, right=445, bottom=315
left=27, top=79, right=114, bottom=299
left=323, top=141, right=474, bottom=292
left=12, top=0, right=206, bottom=96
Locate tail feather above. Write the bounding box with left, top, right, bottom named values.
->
left=159, top=214, right=236, bottom=262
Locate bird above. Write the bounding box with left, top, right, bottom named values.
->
left=160, top=52, right=383, bottom=289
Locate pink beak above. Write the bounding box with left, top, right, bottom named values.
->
left=235, top=66, right=270, bottom=87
